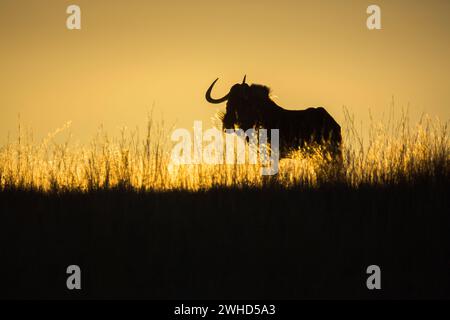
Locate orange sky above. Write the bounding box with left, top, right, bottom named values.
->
left=0, top=0, right=449, bottom=143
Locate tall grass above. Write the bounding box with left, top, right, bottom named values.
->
left=0, top=108, right=448, bottom=192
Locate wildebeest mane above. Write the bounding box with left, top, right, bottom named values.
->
left=249, top=84, right=271, bottom=100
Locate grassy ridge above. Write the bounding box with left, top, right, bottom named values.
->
left=0, top=109, right=448, bottom=299
left=0, top=180, right=448, bottom=299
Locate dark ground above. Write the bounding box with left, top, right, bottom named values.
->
left=0, top=180, right=449, bottom=299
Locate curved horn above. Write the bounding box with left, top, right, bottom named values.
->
left=205, top=78, right=229, bottom=104
left=242, top=75, right=246, bottom=84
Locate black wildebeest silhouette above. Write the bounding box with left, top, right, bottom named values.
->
left=205, top=76, right=342, bottom=158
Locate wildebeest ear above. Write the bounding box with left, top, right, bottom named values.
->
left=242, top=75, right=246, bottom=84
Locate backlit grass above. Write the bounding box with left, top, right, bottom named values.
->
left=0, top=108, right=448, bottom=192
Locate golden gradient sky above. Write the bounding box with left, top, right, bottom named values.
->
left=0, top=0, right=449, bottom=143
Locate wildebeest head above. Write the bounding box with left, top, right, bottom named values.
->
left=205, top=76, right=270, bottom=131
